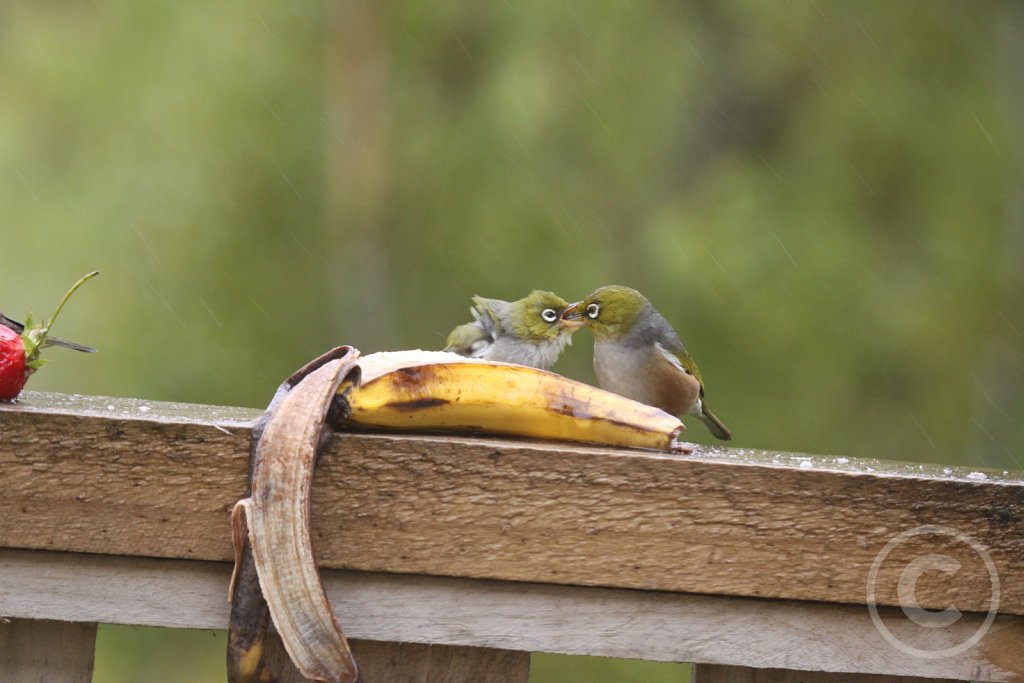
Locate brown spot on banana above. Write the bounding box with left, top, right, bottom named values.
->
left=385, top=397, right=451, bottom=411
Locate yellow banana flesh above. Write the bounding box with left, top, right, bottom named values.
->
left=337, top=350, right=685, bottom=451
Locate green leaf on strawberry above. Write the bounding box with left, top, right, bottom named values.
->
left=22, top=313, right=42, bottom=370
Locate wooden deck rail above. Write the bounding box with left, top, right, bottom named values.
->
left=1, top=391, right=1022, bottom=682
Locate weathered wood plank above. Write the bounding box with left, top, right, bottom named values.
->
left=0, top=618, right=97, bottom=683
left=261, top=635, right=529, bottom=683
left=1, top=391, right=1021, bottom=615
left=693, top=664, right=966, bottom=683
left=1, top=549, right=1021, bottom=681
left=349, top=641, right=529, bottom=683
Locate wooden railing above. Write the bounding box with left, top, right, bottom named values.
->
left=1, top=391, right=1021, bottom=682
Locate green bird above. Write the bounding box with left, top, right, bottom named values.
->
left=561, top=285, right=732, bottom=440
left=444, top=290, right=578, bottom=370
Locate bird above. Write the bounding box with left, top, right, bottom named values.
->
left=444, top=290, right=579, bottom=370
left=561, top=285, right=731, bottom=440
left=0, top=313, right=96, bottom=353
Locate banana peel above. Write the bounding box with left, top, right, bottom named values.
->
left=229, top=346, right=362, bottom=683
left=228, top=347, right=690, bottom=683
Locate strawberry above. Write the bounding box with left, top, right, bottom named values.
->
left=0, top=324, right=27, bottom=399
left=0, top=271, right=99, bottom=401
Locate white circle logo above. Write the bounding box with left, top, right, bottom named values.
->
left=866, top=525, right=1000, bottom=659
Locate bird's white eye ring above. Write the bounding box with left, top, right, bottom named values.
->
left=541, top=308, right=558, bottom=323
left=586, top=303, right=600, bottom=319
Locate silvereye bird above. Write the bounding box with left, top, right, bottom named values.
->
left=561, top=285, right=732, bottom=440
left=444, top=290, right=578, bottom=370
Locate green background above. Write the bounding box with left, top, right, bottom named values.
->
left=3, top=1, right=1021, bottom=681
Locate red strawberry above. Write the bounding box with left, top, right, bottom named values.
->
left=0, top=271, right=98, bottom=401
left=0, top=324, right=28, bottom=399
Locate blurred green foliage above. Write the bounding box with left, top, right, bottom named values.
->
left=3, top=1, right=1022, bottom=681
left=93, top=626, right=228, bottom=682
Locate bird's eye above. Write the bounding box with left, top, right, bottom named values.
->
left=586, top=303, right=600, bottom=319
left=541, top=308, right=558, bottom=323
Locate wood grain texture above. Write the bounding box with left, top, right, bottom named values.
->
left=693, top=664, right=965, bottom=683
left=1, top=550, right=1021, bottom=681
left=0, top=618, right=97, bottom=683
left=1, top=391, right=1021, bottom=615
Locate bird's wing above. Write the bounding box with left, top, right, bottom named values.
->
left=445, top=322, right=491, bottom=356
left=470, top=296, right=510, bottom=338
left=655, top=341, right=705, bottom=396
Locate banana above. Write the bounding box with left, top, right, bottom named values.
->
left=336, top=350, right=686, bottom=452
left=229, top=347, right=688, bottom=682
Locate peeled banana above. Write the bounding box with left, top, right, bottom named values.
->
left=336, top=350, right=686, bottom=452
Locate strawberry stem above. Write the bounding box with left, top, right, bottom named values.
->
left=24, top=271, right=99, bottom=370
left=45, top=271, right=99, bottom=333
